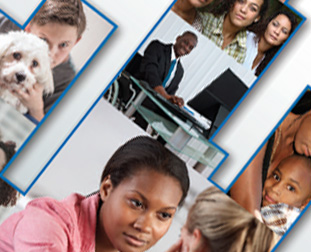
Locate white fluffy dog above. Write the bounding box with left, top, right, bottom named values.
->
left=0, top=31, right=54, bottom=114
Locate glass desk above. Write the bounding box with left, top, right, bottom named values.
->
left=125, top=76, right=227, bottom=169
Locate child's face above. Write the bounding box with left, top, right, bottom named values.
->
left=98, top=169, right=183, bottom=252
left=26, top=22, right=80, bottom=69
left=262, top=157, right=311, bottom=208
left=228, top=0, right=263, bottom=29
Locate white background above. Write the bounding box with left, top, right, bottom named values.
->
left=1, top=0, right=311, bottom=250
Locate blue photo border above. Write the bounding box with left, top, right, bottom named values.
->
left=0, top=1, right=304, bottom=197
left=0, top=0, right=117, bottom=192
left=207, top=2, right=306, bottom=193
left=0, top=0, right=47, bottom=29
left=209, top=86, right=311, bottom=251
left=208, top=4, right=306, bottom=142
left=209, top=86, right=311, bottom=193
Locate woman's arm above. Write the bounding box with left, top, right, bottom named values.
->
left=230, top=143, right=268, bottom=216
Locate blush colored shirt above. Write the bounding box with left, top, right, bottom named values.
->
left=0, top=193, right=100, bottom=252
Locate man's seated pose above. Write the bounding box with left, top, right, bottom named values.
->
left=139, top=31, right=198, bottom=107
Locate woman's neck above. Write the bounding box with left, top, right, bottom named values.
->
left=95, top=205, right=118, bottom=252
left=257, top=36, right=273, bottom=55
left=171, top=0, right=197, bottom=25
left=252, top=36, right=275, bottom=70
left=222, top=14, right=242, bottom=49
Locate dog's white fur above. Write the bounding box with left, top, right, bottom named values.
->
left=0, top=31, right=54, bottom=114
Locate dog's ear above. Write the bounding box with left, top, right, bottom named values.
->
left=0, top=33, right=14, bottom=59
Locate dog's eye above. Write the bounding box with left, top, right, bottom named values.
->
left=32, top=60, right=39, bottom=68
left=13, top=52, right=22, bottom=60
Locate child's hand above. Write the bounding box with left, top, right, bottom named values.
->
left=166, top=239, right=184, bottom=252
left=11, top=83, right=45, bottom=121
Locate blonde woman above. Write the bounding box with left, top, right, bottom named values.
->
left=167, top=187, right=276, bottom=252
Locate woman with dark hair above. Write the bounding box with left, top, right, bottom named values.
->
left=199, top=0, right=269, bottom=63
left=231, top=91, right=311, bottom=216
left=0, top=141, right=18, bottom=207
left=243, top=10, right=297, bottom=76
left=0, top=136, right=190, bottom=252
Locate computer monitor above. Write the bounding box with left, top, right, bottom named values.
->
left=187, top=68, right=248, bottom=135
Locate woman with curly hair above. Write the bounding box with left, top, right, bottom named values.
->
left=199, top=0, right=269, bottom=64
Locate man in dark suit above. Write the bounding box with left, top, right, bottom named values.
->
left=139, top=31, right=198, bottom=107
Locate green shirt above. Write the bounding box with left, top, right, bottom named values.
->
left=200, top=12, right=247, bottom=64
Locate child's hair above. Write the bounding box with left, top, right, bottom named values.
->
left=254, top=10, right=297, bottom=76
left=185, top=187, right=274, bottom=252
left=0, top=141, right=18, bottom=207
left=31, top=0, right=86, bottom=38
left=100, top=136, right=190, bottom=206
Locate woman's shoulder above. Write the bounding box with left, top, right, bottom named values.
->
left=0, top=193, right=98, bottom=251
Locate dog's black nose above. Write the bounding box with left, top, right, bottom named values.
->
left=16, top=72, right=26, bottom=83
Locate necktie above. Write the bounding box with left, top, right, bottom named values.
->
left=162, top=59, right=177, bottom=87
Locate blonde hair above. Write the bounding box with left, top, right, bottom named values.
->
left=186, top=187, right=274, bottom=252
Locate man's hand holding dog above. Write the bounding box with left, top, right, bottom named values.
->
left=11, top=83, right=45, bottom=121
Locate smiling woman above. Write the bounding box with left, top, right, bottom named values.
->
left=199, top=0, right=269, bottom=63
left=0, top=136, right=190, bottom=252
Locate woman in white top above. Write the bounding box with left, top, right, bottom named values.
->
left=243, top=10, right=297, bottom=76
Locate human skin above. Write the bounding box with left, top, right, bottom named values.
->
left=25, top=23, right=80, bottom=69
left=294, top=116, right=311, bottom=157
left=172, top=0, right=213, bottom=25
left=263, top=14, right=292, bottom=47
left=262, top=156, right=311, bottom=208
left=231, top=113, right=311, bottom=215
left=154, top=33, right=197, bottom=107
left=173, top=33, right=198, bottom=58
left=14, top=22, right=81, bottom=121
left=222, top=0, right=263, bottom=49
left=96, top=169, right=183, bottom=252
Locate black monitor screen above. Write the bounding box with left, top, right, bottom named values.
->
left=187, top=68, right=248, bottom=121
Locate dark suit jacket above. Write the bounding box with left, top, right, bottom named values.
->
left=139, top=40, right=184, bottom=95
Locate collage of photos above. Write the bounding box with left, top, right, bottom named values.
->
left=0, top=0, right=117, bottom=176
left=0, top=0, right=309, bottom=251
left=0, top=98, right=277, bottom=251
